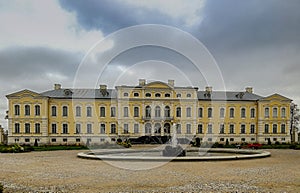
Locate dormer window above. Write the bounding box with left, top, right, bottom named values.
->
left=165, top=93, right=170, bottom=97
left=155, top=93, right=161, bottom=97
left=176, top=93, right=181, bottom=98
left=145, top=93, right=151, bottom=97
left=186, top=93, right=191, bottom=98
left=123, top=92, right=129, bottom=97
left=134, top=92, right=139, bottom=97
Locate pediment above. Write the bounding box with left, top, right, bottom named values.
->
left=6, top=89, right=42, bottom=98
left=145, top=81, right=172, bottom=89
left=260, top=93, right=292, bottom=102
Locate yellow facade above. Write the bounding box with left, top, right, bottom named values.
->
left=6, top=80, right=292, bottom=145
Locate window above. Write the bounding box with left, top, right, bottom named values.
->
left=145, top=123, right=151, bottom=134
left=208, top=138, right=212, bottom=142
left=145, top=93, right=151, bottom=97
left=134, top=107, right=139, bottom=117
left=176, top=124, right=181, bottom=134
left=62, top=124, right=68, bottom=134
left=155, top=106, right=161, bottom=117
left=250, top=124, right=255, bottom=134
left=100, top=107, right=105, bottom=117
left=25, top=105, right=30, bottom=116
left=198, top=107, right=203, bottom=118
left=208, top=107, right=212, bottom=118
left=123, top=92, right=128, bottom=97
left=164, top=106, right=170, bottom=117
left=14, top=123, right=20, bottom=133
left=155, top=93, right=161, bottom=97
left=165, top=93, right=170, bottom=97
left=240, top=124, right=246, bottom=134
left=76, top=106, right=81, bottom=117
left=273, top=107, right=278, bottom=118
left=122, top=124, right=128, bottom=134
left=176, top=93, right=181, bottom=98
left=76, top=124, right=81, bottom=134
left=186, top=124, right=191, bottom=134
left=197, top=124, right=203, bottom=134
left=186, top=107, right=191, bottom=117
left=76, top=138, right=80, bottom=142
left=281, top=138, right=285, bottom=141
left=35, top=123, right=40, bottom=134
left=35, top=105, right=40, bottom=116
left=51, top=138, right=56, bottom=142
left=14, top=105, right=20, bottom=115
left=154, top=123, right=161, bottom=134
left=207, top=124, right=213, bottom=134
left=229, top=124, right=234, bottom=134
left=134, top=124, right=139, bottom=134
left=51, top=124, right=57, bottom=134
left=123, top=107, right=129, bottom=117
left=250, top=108, right=255, bottom=118
left=281, top=124, right=286, bottom=134
left=63, top=138, right=67, bottom=142
left=100, top=124, right=105, bottom=134
left=25, top=123, right=30, bottom=133
left=111, top=124, right=116, bottom=134
left=87, top=124, right=92, bottom=134
left=272, top=124, right=277, bottom=134
left=220, top=108, right=225, bottom=118
left=87, top=106, right=92, bottom=117
left=219, top=124, right=224, bottom=134
left=241, top=138, right=246, bottom=142
left=251, top=138, right=255, bottom=141
left=186, top=93, right=191, bottom=98
left=229, top=108, right=234, bottom=118
left=230, top=138, right=234, bottom=142
left=145, top=106, right=151, bottom=118
left=176, top=107, right=181, bottom=117
left=281, top=108, right=286, bottom=118
left=220, top=138, right=225, bottom=142
left=62, top=106, right=68, bottom=117
left=51, top=106, right=57, bottom=116
left=133, top=92, right=139, bottom=97
left=265, top=107, right=269, bottom=118
left=110, top=107, right=116, bottom=117
left=241, top=108, right=246, bottom=118
left=264, top=124, right=269, bottom=134
left=25, top=138, right=30, bottom=143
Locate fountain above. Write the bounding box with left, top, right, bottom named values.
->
left=162, top=124, right=186, bottom=157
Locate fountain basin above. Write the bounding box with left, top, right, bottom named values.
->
left=77, top=147, right=271, bottom=162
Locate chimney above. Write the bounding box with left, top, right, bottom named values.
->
left=245, top=87, right=253, bottom=93
left=168, top=80, right=174, bottom=87
left=205, top=86, right=212, bottom=93
left=54, top=84, right=61, bottom=90
left=139, top=79, right=146, bottom=86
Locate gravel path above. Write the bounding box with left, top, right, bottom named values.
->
left=0, top=149, right=299, bottom=192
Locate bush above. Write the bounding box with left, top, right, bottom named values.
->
left=0, top=182, right=3, bottom=193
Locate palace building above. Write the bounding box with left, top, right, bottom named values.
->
left=6, top=79, right=292, bottom=145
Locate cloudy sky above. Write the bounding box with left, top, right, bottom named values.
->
left=1, top=0, right=300, bottom=128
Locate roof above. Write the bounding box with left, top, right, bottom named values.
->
left=197, top=91, right=263, bottom=101
left=41, top=89, right=117, bottom=99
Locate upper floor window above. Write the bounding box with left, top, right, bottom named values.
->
left=145, top=93, right=151, bottom=97
left=273, top=107, right=278, bottom=118
left=51, top=124, right=57, bottom=134
left=25, top=123, right=30, bottom=133
left=264, top=124, right=269, bottom=133
left=134, top=107, right=139, bottom=117
left=100, top=107, right=105, bottom=117
left=75, top=106, right=81, bottom=117
left=165, top=93, right=170, bottom=97
left=87, top=124, right=92, bottom=134
left=250, top=124, right=255, bottom=134
left=87, top=107, right=92, bottom=117
left=250, top=108, right=255, bottom=118
left=176, top=107, right=181, bottom=117
left=281, top=124, right=286, bottom=134
left=51, top=106, right=57, bottom=116
left=220, top=108, right=225, bottom=118
left=229, top=108, right=234, bottom=118
left=197, top=124, right=203, bottom=134
left=272, top=124, right=277, bottom=134
left=241, top=108, right=246, bottom=118
left=35, top=123, right=41, bottom=134
left=75, top=123, right=81, bottom=134
left=62, top=106, right=68, bottom=117
left=123, top=107, right=129, bottom=117
left=123, top=92, right=129, bottom=97
left=186, top=124, right=192, bottom=134
left=14, top=123, right=20, bottom=133
left=155, top=106, right=161, bottom=117
left=240, top=124, right=246, bottom=134
left=264, top=107, right=269, bottom=118
left=219, top=124, right=225, bottom=134
left=133, top=92, right=139, bottom=97
left=208, top=107, right=213, bottom=118
left=164, top=106, right=170, bottom=117
left=186, top=93, right=191, bottom=98
left=198, top=107, right=203, bottom=118
left=155, top=93, right=161, bottom=97
left=111, top=124, right=116, bottom=134
left=176, top=93, right=181, bottom=98
left=123, top=124, right=129, bottom=134
left=35, top=105, right=41, bottom=116
left=207, top=124, right=213, bottom=134
left=14, top=105, right=20, bottom=115
left=281, top=108, right=286, bottom=118
left=186, top=107, right=191, bottom=117
left=134, top=124, right=139, bottom=134
left=25, top=105, right=30, bottom=116
left=100, top=123, right=105, bottom=134
left=111, top=107, right=116, bottom=117
left=145, top=106, right=151, bottom=118
left=229, top=124, right=235, bottom=134
left=176, top=124, right=181, bottom=134
left=62, top=123, right=68, bottom=134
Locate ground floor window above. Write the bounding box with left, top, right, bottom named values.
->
left=51, top=138, right=56, bottom=142
left=76, top=138, right=80, bottom=142
left=25, top=138, right=30, bottom=142
left=230, top=138, right=234, bottom=142
left=134, top=124, right=139, bottom=134
left=63, top=138, right=67, bottom=142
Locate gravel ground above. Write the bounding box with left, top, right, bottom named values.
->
left=0, top=148, right=299, bottom=193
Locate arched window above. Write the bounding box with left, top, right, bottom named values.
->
left=220, top=107, right=225, bottom=118
left=25, top=123, right=30, bottom=133
left=176, top=93, right=181, bottom=98
left=250, top=108, right=255, bottom=118
left=110, top=124, right=116, bottom=134
left=87, top=106, right=92, bottom=117
left=155, top=106, right=161, bottom=117
left=145, top=106, right=151, bottom=118
left=14, top=105, right=20, bottom=115
left=35, top=105, right=40, bottom=116
left=165, top=93, right=170, bottom=97
left=145, top=93, right=151, bottom=97
left=176, top=107, right=181, bottom=117
left=281, top=108, right=286, bottom=118
left=133, top=92, right=139, bottom=97
left=176, top=124, right=181, bottom=134
left=164, top=106, right=170, bottom=117
left=51, top=106, right=57, bottom=116
left=145, top=123, right=151, bottom=134
left=62, top=106, right=68, bottom=117
left=123, top=92, right=128, bottom=97
left=76, top=106, right=81, bottom=117
left=198, top=107, right=203, bottom=118
left=265, top=107, right=269, bottom=117
left=14, top=123, right=20, bottom=133
left=186, top=93, right=191, bottom=98
left=100, top=107, right=105, bottom=117
left=35, top=123, right=40, bottom=133
left=25, top=105, right=30, bottom=116
left=273, top=107, right=278, bottom=118
left=134, top=107, right=139, bottom=117
left=241, top=108, right=246, bottom=118
left=155, top=93, right=161, bottom=97
left=229, top=108, right=234, bottom=118
left=208, top=107, right=213, bottom=118
left=186, top=107, right=191, bottom=117
left=154, top=123, right=161, bottom=134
